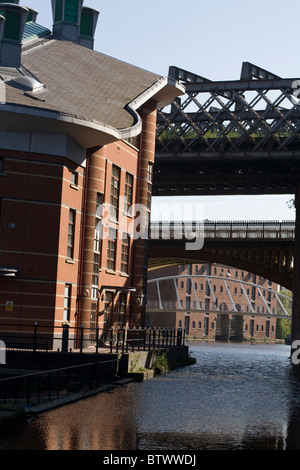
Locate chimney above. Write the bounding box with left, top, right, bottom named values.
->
left=51, top=0, right=83, bottom=43
left=0, top=3, right=28, bottom=67
left=78, top=7, right=99, bottom=50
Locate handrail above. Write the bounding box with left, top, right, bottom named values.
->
left=149, top=220, right=295, bottom=240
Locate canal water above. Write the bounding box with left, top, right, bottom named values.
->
left=1, top=341, right=300, bottom=451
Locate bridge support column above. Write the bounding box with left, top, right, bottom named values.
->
left=292, top=189, right=300, bottom=356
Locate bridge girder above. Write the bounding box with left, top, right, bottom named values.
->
left=154, top=63, right=300, bottom=196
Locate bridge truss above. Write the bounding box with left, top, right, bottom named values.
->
left=154, top=63, right=300, bottom=196
left=147, top=274, right=292, bottom=320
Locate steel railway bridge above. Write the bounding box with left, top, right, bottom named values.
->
left=148, top=220, right=295, bottom=290
left=150, top=62, right=300, bottom=347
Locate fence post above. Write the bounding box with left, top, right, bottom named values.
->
left=80, top=324, right=84, bottom=353
left=122, top=327, right=126, bottom=354
left=116, top=327, right=120, bottom=353
left=96, top=325, right=99, bottom=354
left=33, top=321, right=37, bottom=352
left=62, top=324, right=69, bottom=354
left=110, top=328, right=113, bottom=353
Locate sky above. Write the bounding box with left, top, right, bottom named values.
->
left=21, top=0, right=299, bottom=221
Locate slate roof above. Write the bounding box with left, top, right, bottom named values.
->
left=0, top=34, right=162, bottom=132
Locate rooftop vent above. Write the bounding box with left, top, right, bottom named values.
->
left=79, top=7, right=99, bottom=50
left=51, top=0, right=83, bottom=42
left=26, top=8, right=38, bottom=23
left=51, top=0, right=99, bottom=49
left=0, top=3, right=29, bottom=67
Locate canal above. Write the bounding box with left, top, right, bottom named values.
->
left=1, top=341, right=300, bottom=451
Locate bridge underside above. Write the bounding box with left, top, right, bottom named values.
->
left=152, top=151, right=300, bottom=196
left=148, top=239, right=294, bottom=291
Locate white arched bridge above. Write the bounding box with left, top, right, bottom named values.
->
left=147, top=274, right=292, bottom=319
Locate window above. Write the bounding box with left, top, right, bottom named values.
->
left=67, top=209, right=75, bottom=259
left=70, top=170, right=78, bottom=186
left=63, top=284, right=71, bottom=322
left=146, top=162, right=153, bottom=210
left=94, top=194, right=103, bottom=254
left=121, top=234, right=130, bottom=274
left=124, top=173, right=133, bottom=213
left=118, top=293, right=127, bottom=327
left=107, top=227, right=117, bottom=271
left=92, top=253, right=99, bottom=300
left=110, top=165, right=120, bottom=219
left=104, top=291, right=114, bottom=328
left=0, top=158, right=3, bottom=173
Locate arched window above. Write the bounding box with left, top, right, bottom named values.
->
left=178, top=320, right=182, bottom=328
left=198, top=321, right=201, bottom=329
left=192, top=321, right=195, bottom=329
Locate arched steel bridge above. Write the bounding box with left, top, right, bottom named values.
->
left=147, top=274, right=292, bottom=320
left=148, top=220, right=295, bottom=291
left=154, top=63, right=300, bottom=196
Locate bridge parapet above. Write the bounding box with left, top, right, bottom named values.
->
left=157, top=64, right=300, bottom=155
left=149, top=220, right=295, bottom=241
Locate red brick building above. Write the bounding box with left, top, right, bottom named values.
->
left=147, top=263, right=281, bottom=341
left=0, top=0, right=183, bottom=345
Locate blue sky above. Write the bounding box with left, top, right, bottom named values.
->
left=21, top=0, right=298, bottom=221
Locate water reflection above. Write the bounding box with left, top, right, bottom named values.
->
left=2, top=341, right=300, bottom=450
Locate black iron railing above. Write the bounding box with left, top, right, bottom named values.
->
left=0, top=358, right=117, bottom=406
left=0, top=323, right=185, bottom=357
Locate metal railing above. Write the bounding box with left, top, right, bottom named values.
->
left=109, top=326, right=185, bottom=353
left=0, top=359, right=117, bottom=406
left=0, top=323, right=185, bottom=357
left=149, top=220, right=295, bottom=241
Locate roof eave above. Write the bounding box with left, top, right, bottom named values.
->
left=0, top=77, right=185, bottom=149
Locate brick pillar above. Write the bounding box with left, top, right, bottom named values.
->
left=292, top=188, right=300, bottom=357
left=78, top=146, right=106, bottom=332
left=129, top=100, right=157, bottom=328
